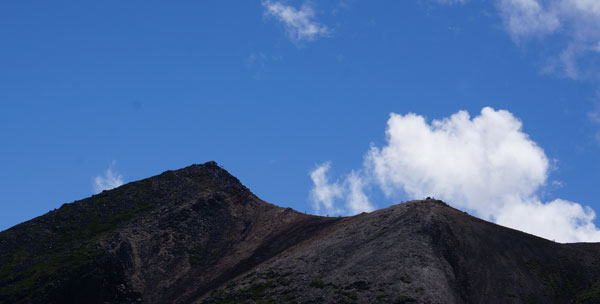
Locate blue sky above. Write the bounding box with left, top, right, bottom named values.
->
left=1, top=1, right=600, bottom=241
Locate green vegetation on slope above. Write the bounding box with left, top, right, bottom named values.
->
left=0, top=176, right=172, bottom=303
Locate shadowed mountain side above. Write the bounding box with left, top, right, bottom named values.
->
left=0, top=162, right=338, bottom=303
left=1, top=162, right=600, bottom=304
left=207, top=201, right=600, bottom=303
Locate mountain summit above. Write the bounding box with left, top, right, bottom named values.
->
left=1, top=162, right=599, bottom=303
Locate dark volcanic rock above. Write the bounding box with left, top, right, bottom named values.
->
left=1, top=162, right=600, bottom=303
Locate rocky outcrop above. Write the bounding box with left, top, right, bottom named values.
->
left=1, top=162, right=599, bottom=303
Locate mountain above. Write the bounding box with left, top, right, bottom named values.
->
left=1, top=162, right=599, bottom=304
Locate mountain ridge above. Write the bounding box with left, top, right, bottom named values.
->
left=1, top=162, right=600, bottom=303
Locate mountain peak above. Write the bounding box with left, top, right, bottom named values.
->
left=167, top=161, right=246, bottom=190
left=2, top=164, right=600, bottom=303
left=176, top=160, right=222, bottom=173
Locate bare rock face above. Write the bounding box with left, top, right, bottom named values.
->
left=1, top=162, right=600, bottom=304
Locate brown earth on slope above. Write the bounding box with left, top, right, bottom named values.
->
left=1, top=161, right=600, bottom=304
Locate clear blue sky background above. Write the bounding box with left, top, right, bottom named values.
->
left=1, top=1, right=599, bottom=231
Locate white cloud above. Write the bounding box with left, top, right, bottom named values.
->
left=311, top=107, right=600, bottom=243
left=309, top=164, right=374, bottom=215
left=588, top=94, right=600, bottom=144
left=262, top=0, right=330, bottom=42
left=367, top=108, right=549, bottom=219
left=439, top=0, right=600, bottom=78
left=310, top=162, right=343, bottom=215
left=497, top=0, right=600, bottom=78
left=587, top=94, right=600, bottom=124
left=497, top=0, right=560, bottom=38
left=435, top=0, right=467, bottom=4
left=496, top=199, right=600, bottom=242
left=93, top=162, right=124, bottom=194
left=346, top=171, right=375, bottom=214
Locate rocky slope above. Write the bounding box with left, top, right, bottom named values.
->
left=1, top=161, right=599, bottom=304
